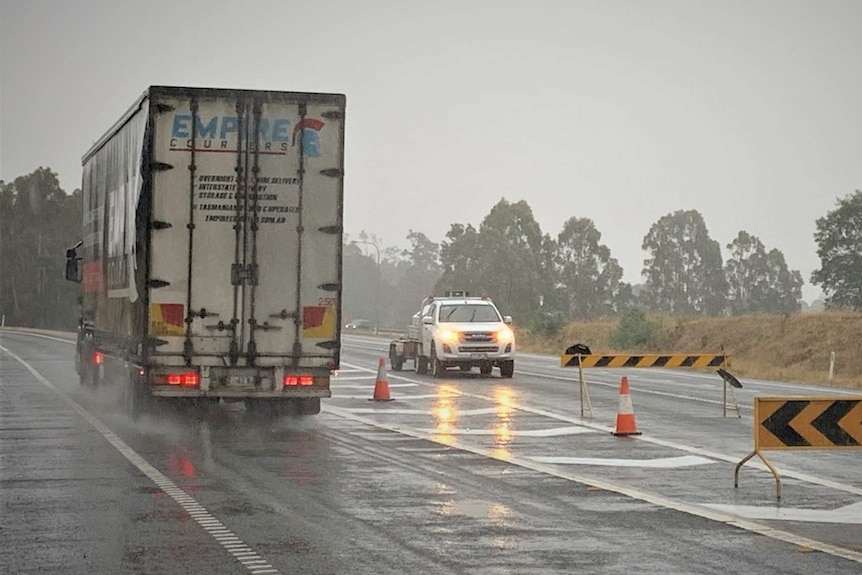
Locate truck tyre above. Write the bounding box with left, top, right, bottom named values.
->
left=479, top=362, right=492, bottom=376
left=296, top=398, right=321, bottom=415
left=417, top=355, right=429, bottom=375
left=123, top=369, right=149, bottom=421
left=80, top=362, right=96, bottom=388
left=500, top=360, right=515, bottom=378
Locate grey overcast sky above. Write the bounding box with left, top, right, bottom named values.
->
left=2, top=1, right=860, bottom=302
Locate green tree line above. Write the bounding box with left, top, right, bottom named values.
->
left=344, top=193, right=862, bottom=331
left=1, top=167, right=859, bottom=331
left=0, top=168, right=81, bottom=329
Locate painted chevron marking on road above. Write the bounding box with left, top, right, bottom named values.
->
left=529, top=455, right=715, bottom=468
left=417, top=426, right=594, bottom=437
left=703, top=501, right=862, bottom=524
left=326, top=405, right=862, bottom=562
left=332, top=382, right=418, bottom=389
left=337, top=406, right=500, bottom=416
left=561, top=353, right=728, bottom=369
left=755, top=397, right=862, bottom=450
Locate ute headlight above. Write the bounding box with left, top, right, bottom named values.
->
left=439, top=330, right=460, bottom=343
left=496, top=328, right=514, bottom=343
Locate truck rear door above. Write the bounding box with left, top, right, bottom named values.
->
left=148, top=89, right=344, bottom=370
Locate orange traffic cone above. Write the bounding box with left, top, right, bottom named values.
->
left=612, top=376, right=641, bottom=436
left=370, top=357, right=395, bottom=402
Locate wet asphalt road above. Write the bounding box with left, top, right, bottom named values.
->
left=1, top=330, right=860, bottom=574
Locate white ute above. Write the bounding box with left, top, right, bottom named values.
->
left=389, top=292, right=515, bottom=378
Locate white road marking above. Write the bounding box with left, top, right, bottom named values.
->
left=338, top=360, right=862, bottom=498
left=0, top=343, right=282, bottom=575
left=7, top=334, right=862, bottom=563
left=416, top=426, right=594, bottom=437
left=703, top=501, right=862, bottom=524
left=349, top=432, right=415, bottom=442
left=335, top=406, right=500, bottom=416
left=516, top=368, right=753, bottom=411
left=377, top=393, right=451, bottom=400
left=324, top=403, right=862, bottom=565
left=335, top=407, right=431, bottom=415
left=530, top=455, right=715, bottom=468
left=330, top=395, right=386, bottom=400
left=332, top=382, right=418, bottom=389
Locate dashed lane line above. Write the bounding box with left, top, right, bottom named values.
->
left=0, top=343, right=282, bottom=575
left=4, top=334, right=860, bottom=498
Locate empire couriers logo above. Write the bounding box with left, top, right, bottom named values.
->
left=292, top=118, right=324, bottom=158
left=170, top=114, right=325, bottom=157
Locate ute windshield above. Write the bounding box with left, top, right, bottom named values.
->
left=438, top=304, right=501, bottom=323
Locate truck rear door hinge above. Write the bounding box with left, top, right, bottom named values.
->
left=318, top=225, right=342, bottom=235
left=269, top=309, right=297, bottom=320
left=318, top=283, right=339, bottom=292
left=319, top=168, right=343, bottom=178
left=154, top=103, right=175, bottom=113
left=151, top=161, right=174, bottom=171
left=151, top=220, right=173, bottom=230
left=148, top=279, right=171, bottom=289
left=231, top=263, right=259, bottom=286
left=316, top=340, right=339, bottom=350
left=254, top=322, right=283, bottom=332
left=322, top=110, right=344, bottom=120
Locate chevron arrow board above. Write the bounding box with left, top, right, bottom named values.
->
left=754, top=397, right=862, bottom=450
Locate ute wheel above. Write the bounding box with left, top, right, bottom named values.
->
left=389, top=347, right=404, bottom=372
left=480, top=362, right=492, bottom=376
left=500, top=360, right=515, bottom=379
left=417, top=355, right=429, bottom=375
left=430, top=347, right=445, bottom=379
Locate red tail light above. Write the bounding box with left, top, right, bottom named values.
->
left=284, top=375, right=314, bottom=387
left=166, top=372, right=199, bottom=387
left=93, top=352, right=105, bottom=365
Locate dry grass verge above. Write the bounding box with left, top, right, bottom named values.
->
left=519, top=311, right=862, bottom=389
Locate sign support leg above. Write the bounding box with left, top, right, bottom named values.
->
left=735, top=449, right=781, bottom=500
left=578, top=360, right=592, bottom=419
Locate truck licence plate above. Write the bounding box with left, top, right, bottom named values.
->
left=229, top=376, right=257, bottom=386
left=470, top=354, right=488, bottom=360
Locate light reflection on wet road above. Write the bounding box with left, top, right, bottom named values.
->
left=1, top=330, right=861, bottom=574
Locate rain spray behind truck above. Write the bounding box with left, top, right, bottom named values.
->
left=65, top=86, right=346, bottom=418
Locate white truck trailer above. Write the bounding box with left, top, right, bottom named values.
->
left=65, top=86, right=346, bottom=418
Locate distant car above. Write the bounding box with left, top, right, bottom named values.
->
left=345, top=319, right=376, bottom=330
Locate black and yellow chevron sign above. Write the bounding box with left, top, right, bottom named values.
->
left=560, top=354, right=729, bottom=369
left=755, top=397, right=862, bottom=450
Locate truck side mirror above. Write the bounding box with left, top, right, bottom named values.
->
left=503, top=315, right=512, bottom=325
left=65, top=244, right=82, bottom=283
left=422, top=316, right=433, bottom=325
